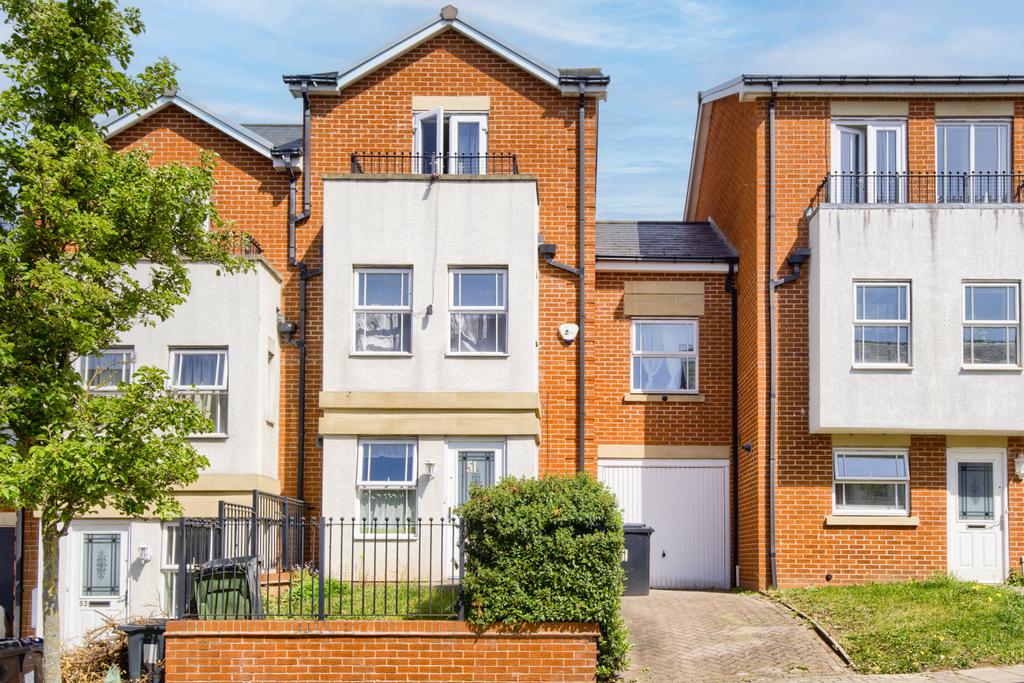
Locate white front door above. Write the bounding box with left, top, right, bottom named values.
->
left=66, top=521, right=130, bottom=642
left=947, top=449, right=1006, bottom=583
left=599, top=458, right=730, bottom=589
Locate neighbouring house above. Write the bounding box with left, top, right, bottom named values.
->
left=688, top=75, right=1024, bottom=588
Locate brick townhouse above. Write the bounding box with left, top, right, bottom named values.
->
left=5, top=6, right=740, bottom=640
left=687, top=75, right=1024, bottom=588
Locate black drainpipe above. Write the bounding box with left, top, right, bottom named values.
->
left=725, top=263, right=739, bottom=588
left=13, top=508, right=23, bottom=636
left=575, top=83, right=587, bottom=474
left=286, top=81, right=320, bottom=504
left=766, top=81, right=779, bottom=588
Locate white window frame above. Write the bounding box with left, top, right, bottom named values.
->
left=448, top=113, right=489, bottom=174
left=79, top=348, right=134, bottom=393
left=832, top=448, right=910, bottom=516
left=936, top=119, right=1011, bottom=173
left=830, top=118, right=907, bottom=203
left=169, top=348, right=229, bottom=436
left=448, top=268, right=508, bottom=356
left=352, top=268, right=413, bottom=356
left=357, top=439, right=418, bottom=537
left=962, top=281, right=1021, bottom=368
left=629, top=319, right=699, bottom=394
left=413, top=107, right=444, bottom=173
left=852, top=281, right=912, bottom=368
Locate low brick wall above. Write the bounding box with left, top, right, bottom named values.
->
left=164, top=619, right=600, bottom=682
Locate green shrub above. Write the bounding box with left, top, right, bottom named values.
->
left=458, top=474, right=629, bottom=681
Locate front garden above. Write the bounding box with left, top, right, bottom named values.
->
left=775, top=575, right=1024, bottom=674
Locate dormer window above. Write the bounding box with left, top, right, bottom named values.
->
left=413, top=107, right=488, bottom=174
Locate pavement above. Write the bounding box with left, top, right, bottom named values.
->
left=620, top=589, right=1024, bottom=683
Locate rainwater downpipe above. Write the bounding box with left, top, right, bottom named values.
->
left=575, top=83, right=586, bottom=473
left=287, top=82, right=320, bottom=503
left=725, top=264, right=739, bottom=588
left=766, top=80, right=779, bottom=588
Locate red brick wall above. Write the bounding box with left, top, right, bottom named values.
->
left=163, top=620, right=600, bottom=683
left=591, top=272, right=732, bottom=447
left=692, top=94, right=769, bottom=587
left=303, top=29, right=600, bottom=489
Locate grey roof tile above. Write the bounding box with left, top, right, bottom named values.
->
left=240, top=124, right=303, bottom=153
left=596, top=220, right=738, bottom=262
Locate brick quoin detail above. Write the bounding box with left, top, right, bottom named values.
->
left=163, top=620, right=600, bottom=683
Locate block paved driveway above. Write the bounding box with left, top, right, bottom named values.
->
left=621, top=589, right=848, bottom=682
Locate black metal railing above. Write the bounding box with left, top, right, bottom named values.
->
left=808, top=172, right=1024, bottom=213
left=350, top=152, right=519, bottom=175
left=173, top=514, right=465, bottom=621
left=212, top=229, right=263, bottom=256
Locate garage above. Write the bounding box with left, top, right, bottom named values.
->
left=598, top=458, right=730, bottom=589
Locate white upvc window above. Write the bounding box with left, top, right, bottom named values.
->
left=79, top=348, right=134, bottom=392
left=160, top=522, right=216, bottom=616
left=449, top=268, right=508, bottom=355
left=830, top=118, right=906, bottom=203
left=170, top=348, right=228, bottom=436
left=358, top=439, right=417, bottom=535
left=353, top=268, right=413, bottom=354
left=833, top=449, right=910, bottom=516
left=413, top=107, right=489, bottom=174
left=853, top=282, right=911, bottom=366
left=936, top=120, right=1011, bottom=202
left=630, top=319, right=698, bottom=393
left=963, top=282, right=1020, bottom=367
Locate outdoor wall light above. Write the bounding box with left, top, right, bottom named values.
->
left=424, top=460, right=437, bottom=479
left=137, top=543, right=153, bottom=564
left=1015, top=453, right=1024, bottom=479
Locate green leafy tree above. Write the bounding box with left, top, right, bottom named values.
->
left=0, top=1, right=245, bottom=678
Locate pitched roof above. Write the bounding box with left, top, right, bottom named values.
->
left=240, top=124, right=303, bottom=154
left=101, top=93, right=300, bottom=163
left=596, top=220, right=738, bottom=263
left=283, top=6, right=609, bottom=98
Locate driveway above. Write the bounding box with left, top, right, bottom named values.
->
left=621, top=589, right=848, bottom=682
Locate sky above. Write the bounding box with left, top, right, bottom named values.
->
left=123, top=0, right=1021, bottom=220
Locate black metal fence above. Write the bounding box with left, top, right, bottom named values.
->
left=808, top=171, right=1024, bottom=212
left=173, top=511, right=465, bottom=621
left=350, top=151, right=519, bottom=175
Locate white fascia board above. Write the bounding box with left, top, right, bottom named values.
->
left=684, top=100, right=712, bottom=221
left=297, top=17, right=568, bottom=96
left=595, top=260, right=734, bottom=273
left=101, top=95, right=277, bottom=160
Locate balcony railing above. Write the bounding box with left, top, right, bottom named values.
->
left=350, top=152, right=519, bottom=175
left=212, top=229, right=263, bottom=256
left=808, top=172, right=1024, bottom=214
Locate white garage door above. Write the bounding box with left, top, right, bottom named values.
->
left=599, top=458, right=729, bottom=589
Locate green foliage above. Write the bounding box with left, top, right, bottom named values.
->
left=268, top=572, right=460, bottom=619
left=458, top=474, right=629, bottom=681
left=776, top=575, right=1024, bottom=674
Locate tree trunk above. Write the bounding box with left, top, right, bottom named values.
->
left=42, top=524, right=61, bottom=683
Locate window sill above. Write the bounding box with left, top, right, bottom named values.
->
left=445, top=353, right=510, bottom=358
left=623, top=393, right=705, bottom=403
left=349, top=352, right=413, bottom=358
left=961, top=364, right=1023, bottom=373
left=825, top=514, right=919, bottom=527
left=189, top=434, right=228, bottom=441
left=851, top=363, right=913, bottom=371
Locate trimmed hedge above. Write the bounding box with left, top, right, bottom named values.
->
left=459, top=474, right=629, bottom=681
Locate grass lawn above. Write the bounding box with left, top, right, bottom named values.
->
left=774, top=575, right=1024, bottom=674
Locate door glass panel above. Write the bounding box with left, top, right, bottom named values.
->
left=876, top=129, right=898, bottom=203
left=458, top=451, right=495, bottom=506
left=455, top=121, right=481, bottom=174
left=839, top=129, right=864, bottom=202
left=958, top=462, right=994, bottom=520
left=82, top=533, right=121, bottom=597
left=938, top=125, right=970, bottom=202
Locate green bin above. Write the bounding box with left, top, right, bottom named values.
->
left=191, top=557, right=263, bottom=619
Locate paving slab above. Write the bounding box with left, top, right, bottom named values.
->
left=621, top=589, right=848, bottom=682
